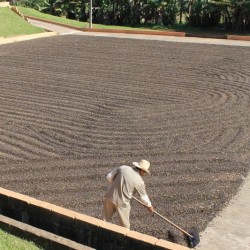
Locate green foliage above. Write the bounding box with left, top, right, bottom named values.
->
left=209, top=0, right=250, bottom=31
left=161, top=0, right=179, bottom=25
left=187, top=0, right=221, bottom=27
left=16, top=0, right=45, bottom=9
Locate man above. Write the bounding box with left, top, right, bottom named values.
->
left=103, top=159, right=154, bottom=229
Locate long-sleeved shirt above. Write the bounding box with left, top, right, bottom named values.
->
left=105, top=165, right=152, bottom=207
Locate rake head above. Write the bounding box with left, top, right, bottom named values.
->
left=185, top=228, right=200, bottom=248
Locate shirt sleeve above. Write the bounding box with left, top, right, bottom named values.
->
left=140, top=194, right=152, bottom=207
left=106, top=167, right=119, bottom=183
left=136, top=183, right=152, bottom=207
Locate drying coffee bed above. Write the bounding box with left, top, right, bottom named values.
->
left=0, top=35, right=249, bottom=246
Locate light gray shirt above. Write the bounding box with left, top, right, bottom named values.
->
left=105, top=165, right=151, bottom=207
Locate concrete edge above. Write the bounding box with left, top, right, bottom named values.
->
left=0, top=32, right=58, bottom=45
left=24, top=16, right=184, bottom=37
left=24, top=15, right=84, bottom=31
left=0, top=214, right=94, bottom=250
left=22, top=15, right=250, bottom=41
left=0, top=187, right=190, bottom=250
left=10, top=5, right=28, bottom=21
left=185, top=33, right=227, bottom=39
left=227, top=35, right=250, bottom=41
left=82, top=28, right=186, bottom=37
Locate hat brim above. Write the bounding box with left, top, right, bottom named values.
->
left=132, top=162, right=150, bottom=175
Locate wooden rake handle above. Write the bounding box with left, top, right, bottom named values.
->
left=132, top=196, right=193, bottom=238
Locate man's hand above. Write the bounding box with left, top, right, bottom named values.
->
left=147, top=205, right=154, bottom=213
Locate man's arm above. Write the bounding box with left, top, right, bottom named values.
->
left=136, top=183, right=154, bottom=212
left=106, top=168, right=119, bottom=183
left=140, top=194, right=154, bottom=212
left=133, top=195, right=154, bottom=212
left=140, top=194, right=152, bottom=207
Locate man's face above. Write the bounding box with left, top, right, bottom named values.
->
left=139, top=169, right=146, bottom=176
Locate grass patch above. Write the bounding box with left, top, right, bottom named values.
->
left=18, top=6, right=87, bottom=28
left=0, top=228, right=43, bottom=250
left=17, top=6, right=170, bottom=31
left=0, top=7, right=44, bottom=38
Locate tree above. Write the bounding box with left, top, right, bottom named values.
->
left=210, top=0, right=250, bottom=31
left=178, top=0, right=189, bottom=24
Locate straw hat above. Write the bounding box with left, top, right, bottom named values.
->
left=132, top=159, right=150, bottom=175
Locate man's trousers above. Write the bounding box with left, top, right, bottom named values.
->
left=103, top=197, right=131, bottom=229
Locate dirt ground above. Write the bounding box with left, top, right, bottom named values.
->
left=0, top=35, right=250, bottom=246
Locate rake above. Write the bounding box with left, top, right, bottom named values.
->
left=132, top=196, right=200, bottom=248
